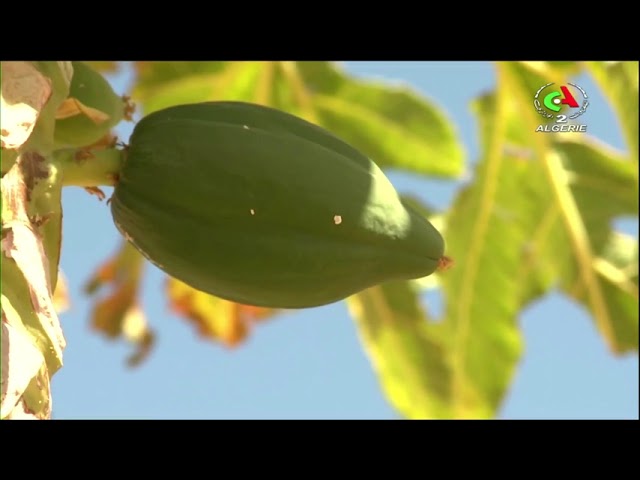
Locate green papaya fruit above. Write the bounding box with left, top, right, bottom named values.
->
left=54, top=61, right=126, bottom=148
left=110, top=101, right=446, bottom=309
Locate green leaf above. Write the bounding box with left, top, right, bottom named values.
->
left=567, top=231, right=638, bottom=352
left=84, top=61, right=120, bottom=74
left=295, top=61, right=345, bottom=95
left=437, top=91, right=534, bottom=418
left=546, top=61, right=584, bottom=76
left=132, top=61, right=228, bottom=98
left=133, top=61, right=465, bottom=179
left=310, top=64, right=464, bottom=177
left=556, top=138, right=639, bottom=245
left=347, top=281, right=452, bottom=419
left=134, top=62, right=264, bottom=115
left=501, top=61, right=639, bottom=354
left=512, top=61, right=585, bottom=83
left=349, top=76, right=554, bottom=419
left=515, top=137, right=639, bottom=353
left=585, top=61, right=639, bottom=163
left=293, top=62, right=464, bottom=178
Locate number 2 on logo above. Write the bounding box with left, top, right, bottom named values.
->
left=556, top=115, right=567, bottom=123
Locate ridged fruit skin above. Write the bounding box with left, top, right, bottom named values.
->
left=110, top=102, right=445, bottom=308
left=54, top=61, right=125, bottom=148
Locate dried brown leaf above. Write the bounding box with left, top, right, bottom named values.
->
left=55, top=97, right=110, bottom=124
left=85, top=241, right=154, bottom=366
left=166, top=277, right=280, bottom=347
left=84, top=186, right=106, bottom=201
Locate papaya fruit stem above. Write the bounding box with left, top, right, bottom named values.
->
left=52, top=147, right=125, bottom=187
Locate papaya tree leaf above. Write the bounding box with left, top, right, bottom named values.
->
left=436, top=90, right=537, bottom=418
left=84, top=61, right=120, bottom=74
left=291, top=61, right=464, bottom=177
left=308, top=69, right=463, bottom=177
left=398, top=62, right=581, bottom=419
left=132, top=61, right=228, bottom=98
left=514, top=61, right=585, bottom=86
left=567, top=231, right=638, bottom=351
left=133, top=61, right=465, bottom=178
left=585, top=61, right=639, bottom=163
left=347, top=281, right=452, bottom=419
left=502, top=61, right=639, bottom=354
left=133, top=62, right=265, bottom=115
left=517, top=137, right=638, bottom=332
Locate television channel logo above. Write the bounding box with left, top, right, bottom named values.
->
left=534, top=82, right=589, bottom=133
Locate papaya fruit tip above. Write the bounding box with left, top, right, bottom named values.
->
left=437, top=255, right=454, bottom=272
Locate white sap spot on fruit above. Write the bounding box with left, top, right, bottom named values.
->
left=250, top=209, right=255, bottom=215
left=334, top=215, right=342, bottom=225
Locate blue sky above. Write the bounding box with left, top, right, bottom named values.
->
left=50, top=61, right=638, bottom=419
